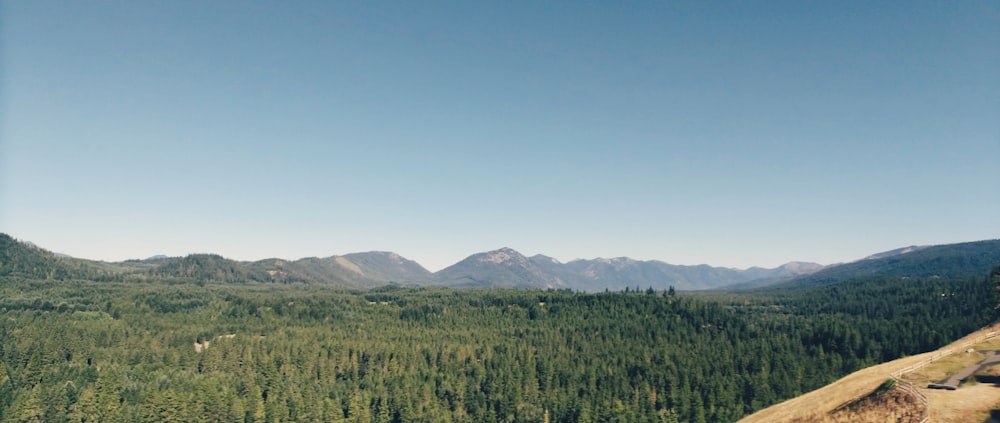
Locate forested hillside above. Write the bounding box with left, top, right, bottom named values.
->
left=777, top=239, right=1000, bottom=287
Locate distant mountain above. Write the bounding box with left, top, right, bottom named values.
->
left=437, top=248, right=824, bottom=291
left=722, top=262, right=830, bottom=290
left=342, top=251, right=434, bottom=284
left=561, top=257, right=825, bottom=291
left=146, top=252, right=434, bottom=288
left=3, top=232, right=996, bottom=292
left=564, top=258, right=747, bottom=291
left=249, top=252, right=433, bottom=288
left=772, top=239, right=1000, bottom=288
left=435, top=248, right=568, bottom=289
left=741, top=261, right=827, bottom=280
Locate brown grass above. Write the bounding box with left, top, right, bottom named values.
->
left=925, top=383, right=1000, bottom=423
left=737, top=355, right=933, bottom=423
left=811, top=384, right=925, bottom=423
left=738, top=323, right=1000, bottom=423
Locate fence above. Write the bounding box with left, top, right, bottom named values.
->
left=893, top=379, right=929, bottom=423
left=888, top=328, right=1000, bottom=423
left=890, top=329, right=1000, bottom=379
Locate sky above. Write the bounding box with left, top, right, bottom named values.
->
left=1, top=1, right=998, bottom=272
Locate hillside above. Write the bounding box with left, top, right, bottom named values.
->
left=0, top=233, right=128, bottom=280
left=149, top=254, right=272, bottom=283
left=774, top=239, right=1000, bottom=288
left=250, top=252, right=433, bottom=288
left=739, top=322, right=1000, bottom=422
left=342, top=251, right=434, bottom=284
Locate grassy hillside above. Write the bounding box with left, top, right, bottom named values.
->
left=739, top=323, right=1000, bottom=422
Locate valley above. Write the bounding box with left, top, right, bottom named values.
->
left=0, top=234, right=998, bottom=422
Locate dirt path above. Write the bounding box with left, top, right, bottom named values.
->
left=935, top=351, right=1000, bottom=388
left=923, top=349, right=1000, bottom=422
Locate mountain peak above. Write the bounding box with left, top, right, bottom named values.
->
left=477, top=248, right=527, bottom=265
left=436, top=247, right=564, bottom=289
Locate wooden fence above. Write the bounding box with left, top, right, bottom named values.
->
left=888, top=328, right=1000, bottom=423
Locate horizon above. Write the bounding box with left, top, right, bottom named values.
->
left=7, top=231, right=995, bottom=273
left=2, top=1, right=998, bottom=273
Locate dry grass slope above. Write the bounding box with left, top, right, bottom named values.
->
left=809, top=383, right=924, bottom=423
left=739, top=323, right=1000, bottom=423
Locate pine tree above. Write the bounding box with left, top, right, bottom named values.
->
left=347, top=390, right=371, bottom=423
left=4, top=383, right=45, bottom=423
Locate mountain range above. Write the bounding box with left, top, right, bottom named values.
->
left=2, top=233, right=999, bottom=291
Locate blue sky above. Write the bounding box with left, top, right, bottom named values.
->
left=2, top=1, right=998, bottom=271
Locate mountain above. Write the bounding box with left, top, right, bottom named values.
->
left=342, top=251, right=434, bottom=284
left=3, top=232, right=996, bottom=291
left=0, top=234, right=434, bottom=288
left=0, top=232, right=824, bottom=290
left=436, top=248, right=824, bottom=291
left=434, top=240, right=998, bottom=291
left=740, top=261, right=827, bottom=281
left=771, top=239, right=1000, bottom=288
left=563, top=258, right=755, bottom=291
left=558, top=257, right=825, bottom=291
left=435, top=248, right=569, bottom=289
left=148, top=252, right=434, bottom=288
left=250, top=252, right=433, bottom=288
left=722, top=261, right=830, bottom=290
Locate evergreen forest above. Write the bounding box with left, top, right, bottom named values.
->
left=0, top=235, right=998, bottom=422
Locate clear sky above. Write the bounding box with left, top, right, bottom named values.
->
left=2, top=1, right=998, bottom=271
